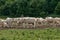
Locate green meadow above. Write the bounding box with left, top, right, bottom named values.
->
left=0, top=28, right=60, bottom=40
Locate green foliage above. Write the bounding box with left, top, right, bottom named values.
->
left=0, top=0, right=60, bottom=18
left=55, top=2, right=60, bottom=15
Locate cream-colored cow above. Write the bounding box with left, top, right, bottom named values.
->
left=53, top=17, right=60, bottom=27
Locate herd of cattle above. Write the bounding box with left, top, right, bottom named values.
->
left=0, top=17, right=60, bottom=29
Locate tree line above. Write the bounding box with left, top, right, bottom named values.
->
left=0, top=0, right=60, bottom=18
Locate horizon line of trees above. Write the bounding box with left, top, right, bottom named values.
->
left=0, top=0, right=60, bottom=18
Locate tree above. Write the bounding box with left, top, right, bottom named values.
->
left=0, top=0, right=60, bottom=18
left=55, top=2, right=60, bottom=15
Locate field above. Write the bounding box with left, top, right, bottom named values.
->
left=0, top=28, right=60, bottom=40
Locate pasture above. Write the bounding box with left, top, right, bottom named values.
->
left=0, top=28, right=60, bottom=40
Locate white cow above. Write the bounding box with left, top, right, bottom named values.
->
left=45, top=17, right=53, bottom=19
left=54, top=17, right=60, bottom=24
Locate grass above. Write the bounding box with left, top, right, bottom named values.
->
left=0, top=28, right=60, bottom=40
